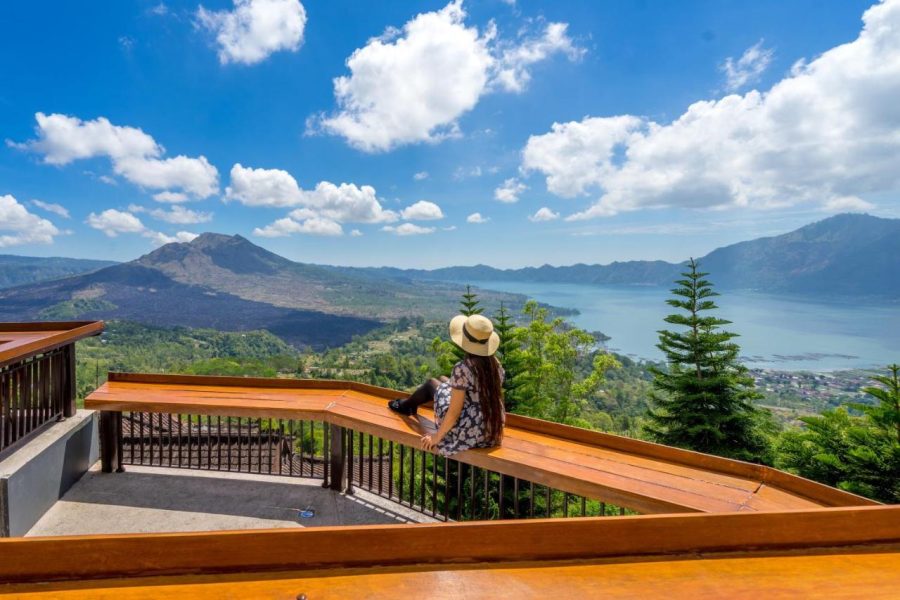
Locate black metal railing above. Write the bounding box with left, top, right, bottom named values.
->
left=343, top=429, right=636, bottom=521
left=0, top=345, right=75, bottom=458
left=113, top=412, right=330, bottom=478
left=105, top=410, right=637, bottom=521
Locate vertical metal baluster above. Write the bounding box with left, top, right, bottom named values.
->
left=148, top=413, right=155, bottom=466
left=581, top=496, right=587, bottom=517
left=377, top=437, right=384, bottom=495
left=469, top=466, right=476, bottom=521
left=299, top=421, right=305, bottom=476
left=408, top=447, right=415, bottom=508
left=320, top=422, right=326, bottom=480
left=227, top=417, right=233, bottom=471
left=619, top=506, right=626, bottom=516
left=398, top=445, right=406, bottom=503
left=456, top=462, right=464, bottom=521
left=430, top=453, right=437, bottom=517
left=237, top=418, right=243, bottom=472
left=498, top=474, right=506, bottom=519
left=138, top=412, right=144, bottom=465
left=388, top=441, right=394, bottom=499
left=442, top=457, right=449, bottom=521
left=563, top=493, right=570, bottom=518
left=346, top=429, right=354, bottom=490
left=216, top=416, right=222, bottom=471
left=357, top=430, right=364, bottom=487
left=367, top=434, right=374, bottom=490
left=545, top=487, right=552, bottom=518
left=419, top=449, right=426, bottom=511
left=513, top=479, right=520, bottom=518
left=482, top=469, right=490, bottom=520
left=277, top=419, right=284, bottom=476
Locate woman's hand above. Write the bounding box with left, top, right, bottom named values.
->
left=421, top=434, right=439, bottom=451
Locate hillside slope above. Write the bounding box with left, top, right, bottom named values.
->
left=0, top=233, right=522, bottom=348
left=0, top=255, right=116, bottom=289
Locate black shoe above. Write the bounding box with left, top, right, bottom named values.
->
left=388, top=398, right=416, bottom=416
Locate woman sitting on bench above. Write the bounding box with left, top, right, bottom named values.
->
left=388, top=314, right=505, bottom=456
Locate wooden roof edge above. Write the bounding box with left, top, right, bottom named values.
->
left=1, top=505, right=897, bottom=585
left=0, top=320, right=104, bottom=367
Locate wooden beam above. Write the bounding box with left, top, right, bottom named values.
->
left=1, top=506, right=897, bottom=584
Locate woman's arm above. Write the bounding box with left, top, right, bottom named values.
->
left=421, top=387, right=465, bottom=451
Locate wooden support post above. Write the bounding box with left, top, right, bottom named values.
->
left=61, top=344, right=76, bottom=419
left=99, top=411, right=122, bottom=473
left=327, top=423, right=347, bottom=493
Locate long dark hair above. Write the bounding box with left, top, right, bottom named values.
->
left=465, top=353, right=504, bottom=445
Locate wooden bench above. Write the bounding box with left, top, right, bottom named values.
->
left=85, top=373, right=877, bottom=514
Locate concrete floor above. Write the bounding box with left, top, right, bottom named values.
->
left=27, top=464, right=435, bottom=536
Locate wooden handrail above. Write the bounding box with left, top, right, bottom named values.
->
left=0, top=321, right=104, bottom=368
left=85, top=373, right=876, bottom=513
left=1, top=505, right=897, bottom=584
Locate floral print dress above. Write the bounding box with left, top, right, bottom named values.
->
left=433, top=360, right=505, bottom=456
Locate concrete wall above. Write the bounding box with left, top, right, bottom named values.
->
left=0, top=410, right=99, bottom=537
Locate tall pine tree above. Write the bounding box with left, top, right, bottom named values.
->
left=493, top=302, right=525, bottom=412
left=645, top=258, right=772, bottom=463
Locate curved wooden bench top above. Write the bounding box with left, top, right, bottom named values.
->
left=85, top=373, right=876, bottom=514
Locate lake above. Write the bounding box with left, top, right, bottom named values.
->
left=474, top=281, right=900, bottom=372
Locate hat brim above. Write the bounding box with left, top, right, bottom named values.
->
left=449, top=314, right=500, bottom=357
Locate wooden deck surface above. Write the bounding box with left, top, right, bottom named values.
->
left=85, top=373, right=876, bottom=514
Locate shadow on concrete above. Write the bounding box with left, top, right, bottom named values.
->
left=41, top=467, right=426, bottom=531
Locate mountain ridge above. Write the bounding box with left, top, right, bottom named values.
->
left=325, top=214, right=899, bottom=297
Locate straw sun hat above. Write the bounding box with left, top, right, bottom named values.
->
left=449, top=314, right=500, bottom=357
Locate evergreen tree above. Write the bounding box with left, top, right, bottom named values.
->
left=778, top=364, right=900, bottom=503
left=493, top=302, right=525, bottom=412
left=460, top=285, right=484, bottom=316
left=645, top=258, right=772, bottom=463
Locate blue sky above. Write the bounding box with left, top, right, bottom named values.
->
left=1, top=0, right=897, bottom=268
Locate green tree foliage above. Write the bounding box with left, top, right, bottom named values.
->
left=645, top=258, right=774, bottom=464
left=493, top=302, right=526, bottom=412
left=516, top=300, right=620, bottom=426
left=459, top=285, right=484, bottom=316
left=777, top=365, right=900, bottom=503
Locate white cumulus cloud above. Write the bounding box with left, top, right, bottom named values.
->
left=522, top=0, right=900, bottom=220
left=14, top=113, right=218, bottom=200
left=494, top=177, right=527, bottom=203
left=0, top=194, right=61, bottom=247
left=86, top=208, right=198, bottom=245
left=721, top=40, right=774, bottom=92
left=400, top=200, right=444, bottom=220
left=822, top=195, right=875, bottom=213
left=253, top=216, right=343, bottom=237
left=413, top=171, right=429, bottom=181
left=382, top=223, right=437, bottom=236
left=86, top=209, right=147, bottom=237
left=228, top=163, right=400, bottom=238
left=197, top=0, right=307, bottom=65
left=467, top=212, right=489, bottom=224
left=313, top=1, right=582, bottom=152
left=529, top=207, right=559, bottom=222
left=149, top=205, right=214, bottom=224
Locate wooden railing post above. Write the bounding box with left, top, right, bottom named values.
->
left=61, top=344, right=76, bottom=419
left=327, top=424, right=348, bottom=493
left=99, top=411, right=123, bottom=473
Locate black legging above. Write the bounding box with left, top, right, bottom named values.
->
left=396, top=377, right=445, bottom=412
